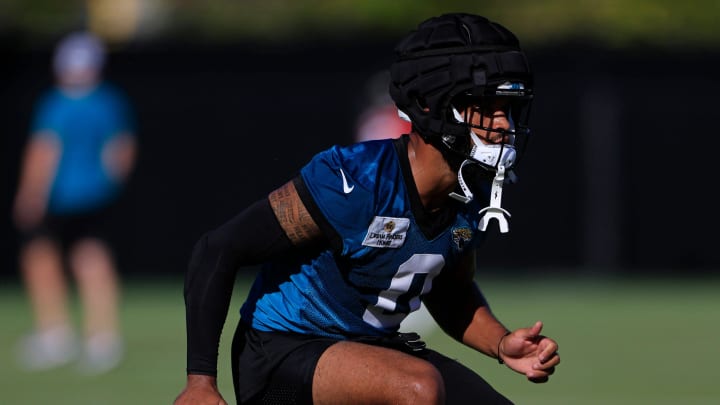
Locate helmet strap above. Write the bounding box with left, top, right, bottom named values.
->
left=449, top=160, right=475, bottom=204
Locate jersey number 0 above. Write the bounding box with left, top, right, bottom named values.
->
left=361, top=254, right=444, bottom=329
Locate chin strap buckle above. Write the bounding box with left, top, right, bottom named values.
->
left=448, top=160, right=475, bottom=203
left=478, top=165, right=512, bottom=233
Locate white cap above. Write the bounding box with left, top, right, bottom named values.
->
left=53, top=31, right=106, bottom=76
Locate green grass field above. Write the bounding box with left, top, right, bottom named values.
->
left=1, top=273, right=718, bottom=405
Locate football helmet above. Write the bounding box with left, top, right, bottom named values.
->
left=389, top=13, right=534, bottom=232
left=389, top=13, right=533, bottom=173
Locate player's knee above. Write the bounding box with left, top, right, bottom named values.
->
left=69, top=238, right=114, bottom=278
left=21, top=237, right=59, bottom=263
left=404, top=363, right=445, bottom=405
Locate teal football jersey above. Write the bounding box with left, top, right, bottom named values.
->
left=240, top=136, right=488, bottom=338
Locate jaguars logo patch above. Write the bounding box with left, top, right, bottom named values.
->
left=383, top=221, right=396, bottom=233
left=451, top=226, right=473, bottom=251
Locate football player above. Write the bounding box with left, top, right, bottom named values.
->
left=175, top=13, right=560, bottom=405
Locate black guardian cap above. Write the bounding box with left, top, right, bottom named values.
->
left=389, top=13, right=533, bottom=168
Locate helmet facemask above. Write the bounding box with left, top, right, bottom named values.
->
left=444, top=90, right=532, bottom=173
left=444, top=90, right=533, bottom=234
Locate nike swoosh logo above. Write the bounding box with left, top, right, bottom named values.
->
left=339, top=168, right=355, bottom=194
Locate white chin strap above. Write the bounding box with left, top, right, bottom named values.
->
left=447, top=109, right=517, bottom=233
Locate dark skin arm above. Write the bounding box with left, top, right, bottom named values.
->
left=268, top=180, right=323, bottom=244
left=423, top=251, right=509, bottom=355
left=423, top=250, right=561, bottom=382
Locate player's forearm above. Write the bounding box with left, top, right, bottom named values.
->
left=461, top=306, right=510, bottom=359
left=424, top=278, right=485, bottom=342
left=184, top=233, right=237, bottom=376
left=184, top=198, right=296, bottom=375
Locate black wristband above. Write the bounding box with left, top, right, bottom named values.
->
left=497, top=331, right=511, bottom=364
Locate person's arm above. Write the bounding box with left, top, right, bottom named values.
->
left=12, top=131, right=61, bottom=231
left=423, top=250, right=560, bottom=383
left=423, top=251, right=508, bottom=355
left=175, top=179, right=326, bottom=405
left=101, top=131, right=136, bottom=182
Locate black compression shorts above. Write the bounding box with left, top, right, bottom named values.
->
left=230, top=321, right=513, bottom=405
left=231, top=321, right=337, bottom=404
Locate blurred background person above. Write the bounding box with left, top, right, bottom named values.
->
left=12, top=31, right=137, bottom=374
left=354, top=69, right=411, bottom=142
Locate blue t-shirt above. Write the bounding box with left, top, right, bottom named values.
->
left=31, top=82, right=135, bottom=214
left=240, top=137, right=489, bottom=339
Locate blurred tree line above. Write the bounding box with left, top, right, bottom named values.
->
left=1, top=0, right=719, bottom=49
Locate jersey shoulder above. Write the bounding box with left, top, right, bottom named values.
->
left=300, top=139, right=407, bottom=244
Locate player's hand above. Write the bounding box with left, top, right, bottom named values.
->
left=499, top=321, right=560, bottom=383
left=173, top=374, right=228, bottom=405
